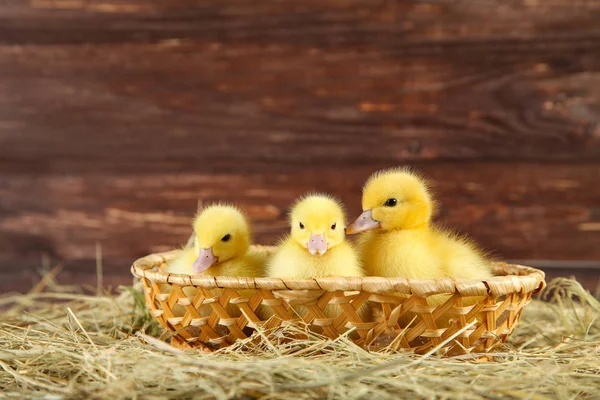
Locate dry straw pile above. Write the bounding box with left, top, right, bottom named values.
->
left=1, top=276, right=598, bottom=399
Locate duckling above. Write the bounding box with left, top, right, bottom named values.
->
left=347, top=168, right=492, bottom=281
left=346, top=168, right=492, bottom=327
left=266, top=194, right=365, bottom=320
left=164, top=204, right=267, bottom=319
left=166, top=204, right=265, bottom=277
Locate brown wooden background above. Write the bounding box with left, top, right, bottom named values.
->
left=1, top=0, right=599, bottom=293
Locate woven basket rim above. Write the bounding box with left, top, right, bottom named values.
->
left=131, top=246, right=546, bottom=297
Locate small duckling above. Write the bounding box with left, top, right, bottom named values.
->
left=347, top=168, right=492, bottom=282
left=267, top=194, right=364, bottom=320
left=166, top=204, right=265, bottom=278
left=164, top=204, right=267, bottom=318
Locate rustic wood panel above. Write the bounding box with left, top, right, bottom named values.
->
left=1, top=2, right=600, bottom=169
left=1, top=162, right=599, bottom=291
left=0, top=0, right=599, bottom=292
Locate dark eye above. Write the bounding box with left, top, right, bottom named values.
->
left=221, top=234, right=231, bottom=242
left=384, top=198, right=398, bottom=207
left=299, top=222, right=305, bottom=229
left=331, top=223, right=336, bottom=230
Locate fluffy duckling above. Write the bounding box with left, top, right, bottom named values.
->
left=346, top=168, right=492, bottom=331
left=267, top=194, right=364, bottom=320
left=166, top=204, right=265, bottom=278
left=347, top=167, right=492, bottom=283
left=267, top=194, right=362, bottom=279
left=164, top=204, right=267, bottom=318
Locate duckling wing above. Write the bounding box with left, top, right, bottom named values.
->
left=225, top=248, right=269, bottom=278
left=267, top=239, right=315, bottom=279
left=327, top=242, right=364, bottom=277
left=434, top=228, right=493, bottom=280
left=164, top=248, right=197, bottom=275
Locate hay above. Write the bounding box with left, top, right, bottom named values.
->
left=0, top=277, right=598, bottom=400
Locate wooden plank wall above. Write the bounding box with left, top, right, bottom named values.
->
left=1, top=0, right=599, bottom=292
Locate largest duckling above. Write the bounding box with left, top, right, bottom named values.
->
left=347, top=168, right=492, bottom=283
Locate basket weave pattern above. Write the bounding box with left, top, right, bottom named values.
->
left=131, top=247, right=546, bottom=355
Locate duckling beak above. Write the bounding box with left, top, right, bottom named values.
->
left=307, top=233, right=327, bottom=256
left=192, top=247, right=218, bottom=274
left=346, top=209, right=381, bottom=234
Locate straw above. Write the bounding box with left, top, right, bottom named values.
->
left=0, top=278, right=597, bottom=399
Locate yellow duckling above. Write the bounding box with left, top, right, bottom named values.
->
left=166, top=204, right=265, bottom=278
left=347, top=168, right=492, bottom=281
left=345, top=168, right=493, bottom=333
left=267, top=194, right=364, bottom=320
left=164, top=204, right=267, bottom=319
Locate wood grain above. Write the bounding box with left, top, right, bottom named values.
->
left=2, top=1, right=600, bottom=168
left=1, top=162, right=599, bottom=291
left=0, top=0, right=599, bottom=292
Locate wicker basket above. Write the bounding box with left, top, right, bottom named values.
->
left=131, top=246, right=546, bottom=356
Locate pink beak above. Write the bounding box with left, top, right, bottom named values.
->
left=346, top=209, right=381, bottom=234
left=192, top=247, right=218, bottom=274
left=307, top=233, right=327, bottom=256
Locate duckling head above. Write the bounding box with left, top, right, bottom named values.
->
left=289, top=194, right=346, bottom=256
left=347, top=168, right=434, bottom=234
left=191, top=204, right=250, bottom=273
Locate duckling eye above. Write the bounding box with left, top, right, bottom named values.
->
left=221, top=234, right=231, bottom=242
left=384, top=198, right=398, bottom=207
left=331, top=223, right=336, bottom=230
left=299, top=222, right=305, bottom=229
